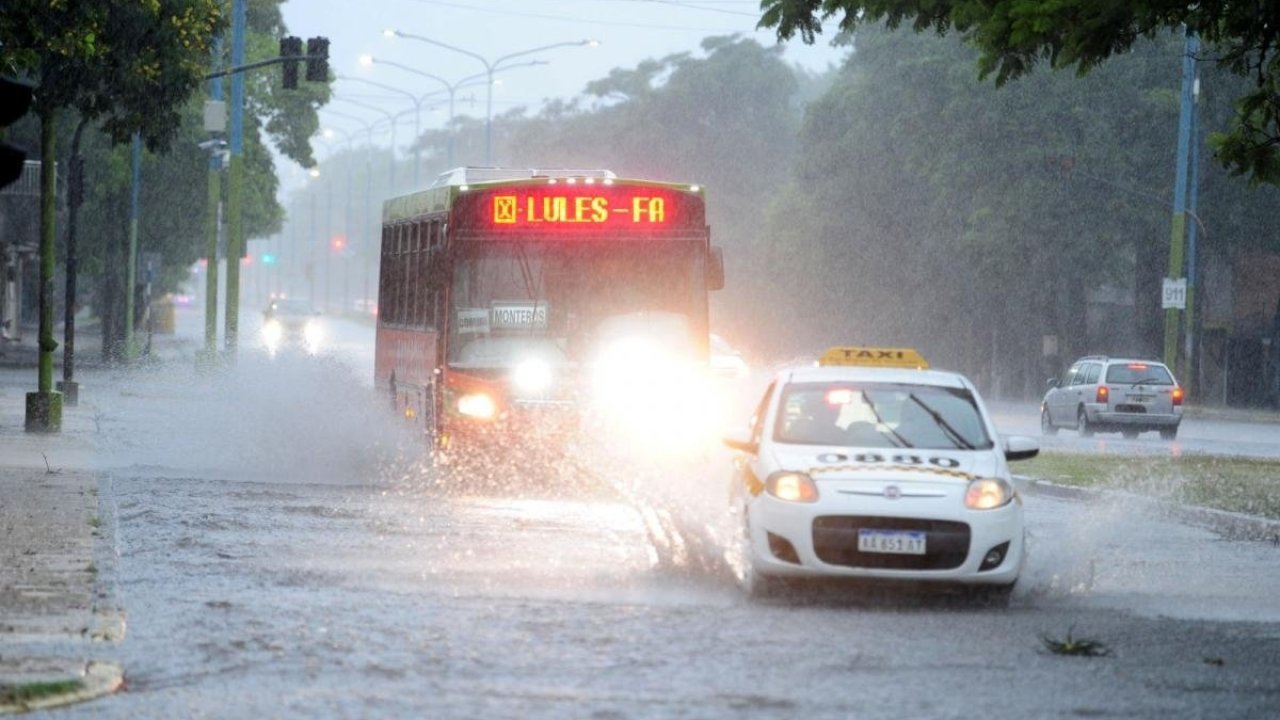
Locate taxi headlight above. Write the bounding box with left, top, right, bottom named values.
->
left=766, top=471, right=819, bottom=503
left=457, top=392, right=497, bottom=420
left=965, top=478, right=1013, bottom=510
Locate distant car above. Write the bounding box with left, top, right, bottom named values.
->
left=722, top=346, right=1038, bottom=603
left=1040, top=356, right=1183, bottom=439
left=709, top=333, right=749, bottom=379
left=262, top=298, right=323, bottom=353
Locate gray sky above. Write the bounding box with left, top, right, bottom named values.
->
left=280, top=0, right=848, bottom=174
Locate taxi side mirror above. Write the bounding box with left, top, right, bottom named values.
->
left=722, top=427, right=757, bottom=454
left=1046, top=377, right=1058, bottom=388
left=1003, top=435, right=1040, bottom=461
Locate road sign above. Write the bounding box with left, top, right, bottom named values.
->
left=1162, top=278, right=1187, bottom=309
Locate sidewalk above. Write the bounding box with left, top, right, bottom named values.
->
left=0, top=324, right=196, bottom=713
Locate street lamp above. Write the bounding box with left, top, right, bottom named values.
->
left=337, top=74, right=429, bottom=186
left=331, top=94, right=398, bottom=191
left=383, top=30, right=598, bottom=164
left=360, top=55, right=543, bottom=168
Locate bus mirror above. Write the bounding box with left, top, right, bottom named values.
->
left=707, top=246, right=724, bottom=291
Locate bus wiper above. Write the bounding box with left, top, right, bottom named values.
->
left=907, top=393, right=976, bottom=450
left=860, top=393, right=911, bottom=448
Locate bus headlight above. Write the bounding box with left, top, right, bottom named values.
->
left=512, top=358, right=553, bottom=395
left=457, top=392, right=497, bottom=420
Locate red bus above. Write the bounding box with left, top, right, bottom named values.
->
left=375, top=168, right=724, bottom=467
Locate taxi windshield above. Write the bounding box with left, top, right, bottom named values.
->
left=774, top=382, right=992, bottom=450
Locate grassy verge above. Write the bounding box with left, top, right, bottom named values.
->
left=1021, top=451, right=1280, bottom=520
left=0, top=679, right=84, bottom=707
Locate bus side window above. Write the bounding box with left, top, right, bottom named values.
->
left=417, top=221, right=434, bottom=329
left=378, top=225, right=393, bottom=324
left=406, top=221, right=420, bottom=327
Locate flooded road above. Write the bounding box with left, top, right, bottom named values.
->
left=40, top=312, right=1280, bottom=718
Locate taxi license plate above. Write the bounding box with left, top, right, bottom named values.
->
left=857, top=529, right=926, bottom=555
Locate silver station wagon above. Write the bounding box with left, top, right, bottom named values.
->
left=1041, top=356, right=1184, bottom=439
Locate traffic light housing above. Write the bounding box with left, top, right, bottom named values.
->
left=305, top=37, right=329, bottom=82
left=0, top=76, right=34, bottom=190
left=280, top=36, right=302, bottom=89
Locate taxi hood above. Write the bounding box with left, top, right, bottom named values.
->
left=768, top=445, right=1001, bottom=482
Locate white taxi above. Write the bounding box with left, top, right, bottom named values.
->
left=722, top=347, right=1039, bottom=603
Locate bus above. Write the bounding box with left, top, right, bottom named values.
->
left=375, top=167, right=724, bottom=468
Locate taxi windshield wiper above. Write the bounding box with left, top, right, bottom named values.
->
left=860, top=393, right=911, bottom=448
left=907, top=393, right=976, bottom=450
left=1128, top=377, right=1165, bottom=386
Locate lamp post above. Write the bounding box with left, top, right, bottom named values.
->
left=360, top=56, right=540, bottom=168
left=337, top=74, right=427, bottom=186
left=383, top=31, right=597, bottom=164
left=332, top=94, right=399, bottom=192
left=320, top=108, right=380, bottom=309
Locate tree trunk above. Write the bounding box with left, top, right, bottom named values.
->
left=37, top=107, right=59, bottom=393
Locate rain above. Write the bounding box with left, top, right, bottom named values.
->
left=1, top=1, right=1279, bottom=717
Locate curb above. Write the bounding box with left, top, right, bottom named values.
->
left=1023, top=478, right=1280, bottom=543
left=0, top=660, right=123, bottom=715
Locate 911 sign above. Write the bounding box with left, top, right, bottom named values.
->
left=1162, top=278, right=1187, bottom=309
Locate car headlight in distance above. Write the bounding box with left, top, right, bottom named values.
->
left=261, top=319, right=283, bottom=345
left=512, top=358, right=553, bottom=395
left=303, top=319, right=324, bottom=347
left=457, top=392, right=497, bottom=420
left=965, top=478, right=1014, bottom=510
left=766, top=471, right=819, bottom=503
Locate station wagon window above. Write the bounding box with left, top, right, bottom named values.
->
left=1105, top=363, right=1173, bottom=385
left=1083, top=363, right=1101, bottom=384
left=1060, top=364, right=1082, bottom=387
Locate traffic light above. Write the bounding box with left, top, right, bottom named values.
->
left=305, top=37, right=329, bottom=82
left=1, top=76, right=34, bottom=190
left=330, top=236, right=346, bottom=252
left=280, top=36, right=302, bottom=90
left=261, top=253, right=277, bottom=265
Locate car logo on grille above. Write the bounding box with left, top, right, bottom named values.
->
left=883, top=485, right=902, bottom=499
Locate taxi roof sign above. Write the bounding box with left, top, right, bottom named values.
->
left=819, top=347, right=929, bottom=369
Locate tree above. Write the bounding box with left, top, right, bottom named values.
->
left=759, top=0, right=1280, bottom=185
left=1, top=0, right=222, bottom=429
left=763, top=23, right=1280, bottom=395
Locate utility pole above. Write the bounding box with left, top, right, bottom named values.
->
left=1163, top=30, right=1198, bottom=373
left=224, top=0, right=246, bottom=358
left=199, top=36, right=225, bottom=369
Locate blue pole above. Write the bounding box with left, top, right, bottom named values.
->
left=224, top=0, right=246, bottom=354
left=1184, top=64, right=1202, bottom=392
left=1162, top=30, right=1197, bottom=370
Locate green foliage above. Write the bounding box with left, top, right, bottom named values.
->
left=0, top=0, right=224, bottom=152
left=762, top=24, right=1280, bottom=388
left=759, top=0, right=1280, bottom=186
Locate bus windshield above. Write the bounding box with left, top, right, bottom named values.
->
left=447, top=241, right=707, bottom=369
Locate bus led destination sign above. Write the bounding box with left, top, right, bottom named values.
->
left=493, top=193, right=667, bottom=225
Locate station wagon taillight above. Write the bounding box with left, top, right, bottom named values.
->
left=1172, top=387, right=1184, bottom=406
left=1096, top=386, right=1109, bottom=404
